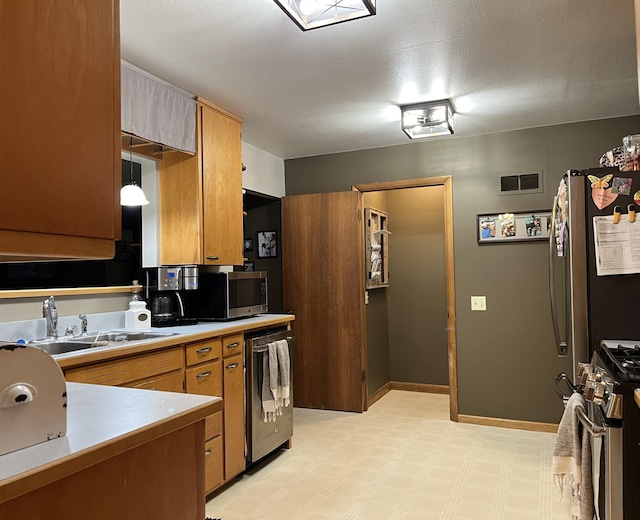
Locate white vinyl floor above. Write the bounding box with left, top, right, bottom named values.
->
left=205, top=390, right=571, bottom=520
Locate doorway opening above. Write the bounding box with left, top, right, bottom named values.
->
left=353, top=177, right=457, bottom=421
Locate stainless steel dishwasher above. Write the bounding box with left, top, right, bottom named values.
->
left=245, top=327, right=293, bottom=463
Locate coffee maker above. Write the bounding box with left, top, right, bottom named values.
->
left=143, top=266, right=199, bottom=327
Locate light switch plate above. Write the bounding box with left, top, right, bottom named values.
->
left=471, top=296, right=486, bottom=311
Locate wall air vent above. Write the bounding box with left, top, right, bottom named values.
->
left=498, top=172, right=543, bottom=195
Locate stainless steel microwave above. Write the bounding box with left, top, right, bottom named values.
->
left=189, top=269, right=268, bottom=321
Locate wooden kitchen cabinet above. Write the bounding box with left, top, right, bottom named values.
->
left=159, top=98, right=244, bottom=266
left=223, top=352, right=245, bottom=480
left=184, top=337, right=225, bottom=494
left=204, top=435, right=224, bottom=492
left=222, top=333, right=243, bottom=358
left=0, top=0, right=121, bottom=261
left=185, top=333, right=246, bottom=491
left=185, top=361, right=223, bottom=396
left=64, top=348, right=184, bottom=388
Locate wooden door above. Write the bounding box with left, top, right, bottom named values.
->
left=282, top=191, right=367, bottom=412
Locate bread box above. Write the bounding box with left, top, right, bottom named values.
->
left=0, top=342, right=67, bottom=456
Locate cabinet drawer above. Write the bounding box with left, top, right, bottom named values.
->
left=185, top=337, right=222, bottom=366
left=185, top=360, right=222, bottom=396
left=205, top=411, right=223, bottom=440
left=124, top=370, right=184, bottom=393
left=204, top=435, right=223, bottom=494
left=65, top=348, right=184, bottom=386
left=222, top=333, right=243, bottom=358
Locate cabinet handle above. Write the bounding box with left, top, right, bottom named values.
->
left=196, top=371, right=212, bottom=379
left=225, top=363, right=239, bottom=370
left=205, top=448, right=213, bottom=456
left=148, top=387, right=158, bottom=391
left=226, top=342, right=240, bottom=349
left=206, top=256, right=219, bottom=261
left=196, top=346, right=212, bottom=354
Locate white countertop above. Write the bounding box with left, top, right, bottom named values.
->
left=52, top=313, right=294, bottom=368
left=0, top=382, right=221, bottom=503
left=138, top=313, right=292, bottom=337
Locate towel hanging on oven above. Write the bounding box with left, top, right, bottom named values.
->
left=552, top=392, right=594, bottom=520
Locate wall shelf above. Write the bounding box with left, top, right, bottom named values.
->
left=364, top=207, right=389, bottom=289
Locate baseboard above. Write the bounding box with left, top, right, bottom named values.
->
left=367, top=381, right=450, bottom=408
left=458, top=414, right=558, bottom=433
left=368, top=382, right=392, bottom=407
left=389, top=381, right=449, bottom=394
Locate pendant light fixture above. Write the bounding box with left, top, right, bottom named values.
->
left=120, top=136, right=149, bottom=206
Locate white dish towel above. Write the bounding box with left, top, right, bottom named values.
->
left=261, top=339, right=291, bottom=422
left=552, top=392, right=594, bottom=520
left=275, top=339, right=290, bottom=409
left=261, top=342, right=277, bottom=422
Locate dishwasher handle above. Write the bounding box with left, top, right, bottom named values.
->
left=252, top=336, right=293, bottom=353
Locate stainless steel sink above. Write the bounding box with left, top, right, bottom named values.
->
left=29, top=330, right=180, bottom=355
left=34, top=341, right=95, bottom=356
left=68, top=330, right=179, bottom=343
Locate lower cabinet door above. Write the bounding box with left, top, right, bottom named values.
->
left=223, top=353, right=245, bottom=480
left=205, top=436, right=223, bottom=494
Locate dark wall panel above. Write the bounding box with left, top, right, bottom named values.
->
left=386, top=187, right=448, bottom=386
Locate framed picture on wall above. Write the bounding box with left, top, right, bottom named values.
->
left=257, top=230, right=277, bottom=258
left=477, top=210, right=552, bottom=244
left=244, top=261, right=255, bottom=271
left=244, top=238, right=254, bottom=251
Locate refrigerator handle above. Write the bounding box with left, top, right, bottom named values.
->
left=549, top=196, right=568, bottom=357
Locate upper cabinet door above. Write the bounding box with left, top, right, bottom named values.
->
left=159, top=100, right=243, bottom=267
left=0, top=0, right=120, bottom=260
left=200, top=103, right=244, bottom=266
left=282, top=191, right=368, bottom=413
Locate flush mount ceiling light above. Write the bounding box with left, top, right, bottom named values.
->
left=401, top=99, right=454, bottom=139
left=273, top=0, right=376, bottom=31
left=120, top=136, right=149, bottom=207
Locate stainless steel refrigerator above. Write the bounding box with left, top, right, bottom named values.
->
left=549, top=166, right=640, bottom=382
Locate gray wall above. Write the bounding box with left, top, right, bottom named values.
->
left=284, top=115, right=640, bottom=424
left=387, top=187, right=448, bottom=386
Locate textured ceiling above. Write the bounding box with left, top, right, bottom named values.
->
left=121, top=0, right=640, bottom=160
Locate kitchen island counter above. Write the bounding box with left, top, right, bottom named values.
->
left=0, top=382, right=222, bottom=518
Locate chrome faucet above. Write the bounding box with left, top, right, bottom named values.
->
left=79, top=314, right=88, bottom=336
left=42, top=296, right=59, bottom=339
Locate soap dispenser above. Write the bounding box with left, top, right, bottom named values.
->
left=125, top=280, right=151, bottom=330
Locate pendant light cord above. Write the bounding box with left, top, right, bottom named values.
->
left=129, top=136, right=135, bottom=185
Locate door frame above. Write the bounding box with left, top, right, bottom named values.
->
left=352, top=176, right=458, bottom=421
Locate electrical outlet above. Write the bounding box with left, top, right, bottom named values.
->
left=471, top=296, right=486, bottom=311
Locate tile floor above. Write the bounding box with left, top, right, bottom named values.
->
left=205, top=390, right=571, bottom=520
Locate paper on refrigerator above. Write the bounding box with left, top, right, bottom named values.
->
left=593, top=215, right=640, bottom=275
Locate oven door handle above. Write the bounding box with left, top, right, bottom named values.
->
left=576, top=406, right=605, bottom=438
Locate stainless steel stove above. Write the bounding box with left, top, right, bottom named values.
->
left=576, top=340, right=640, bottom=519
